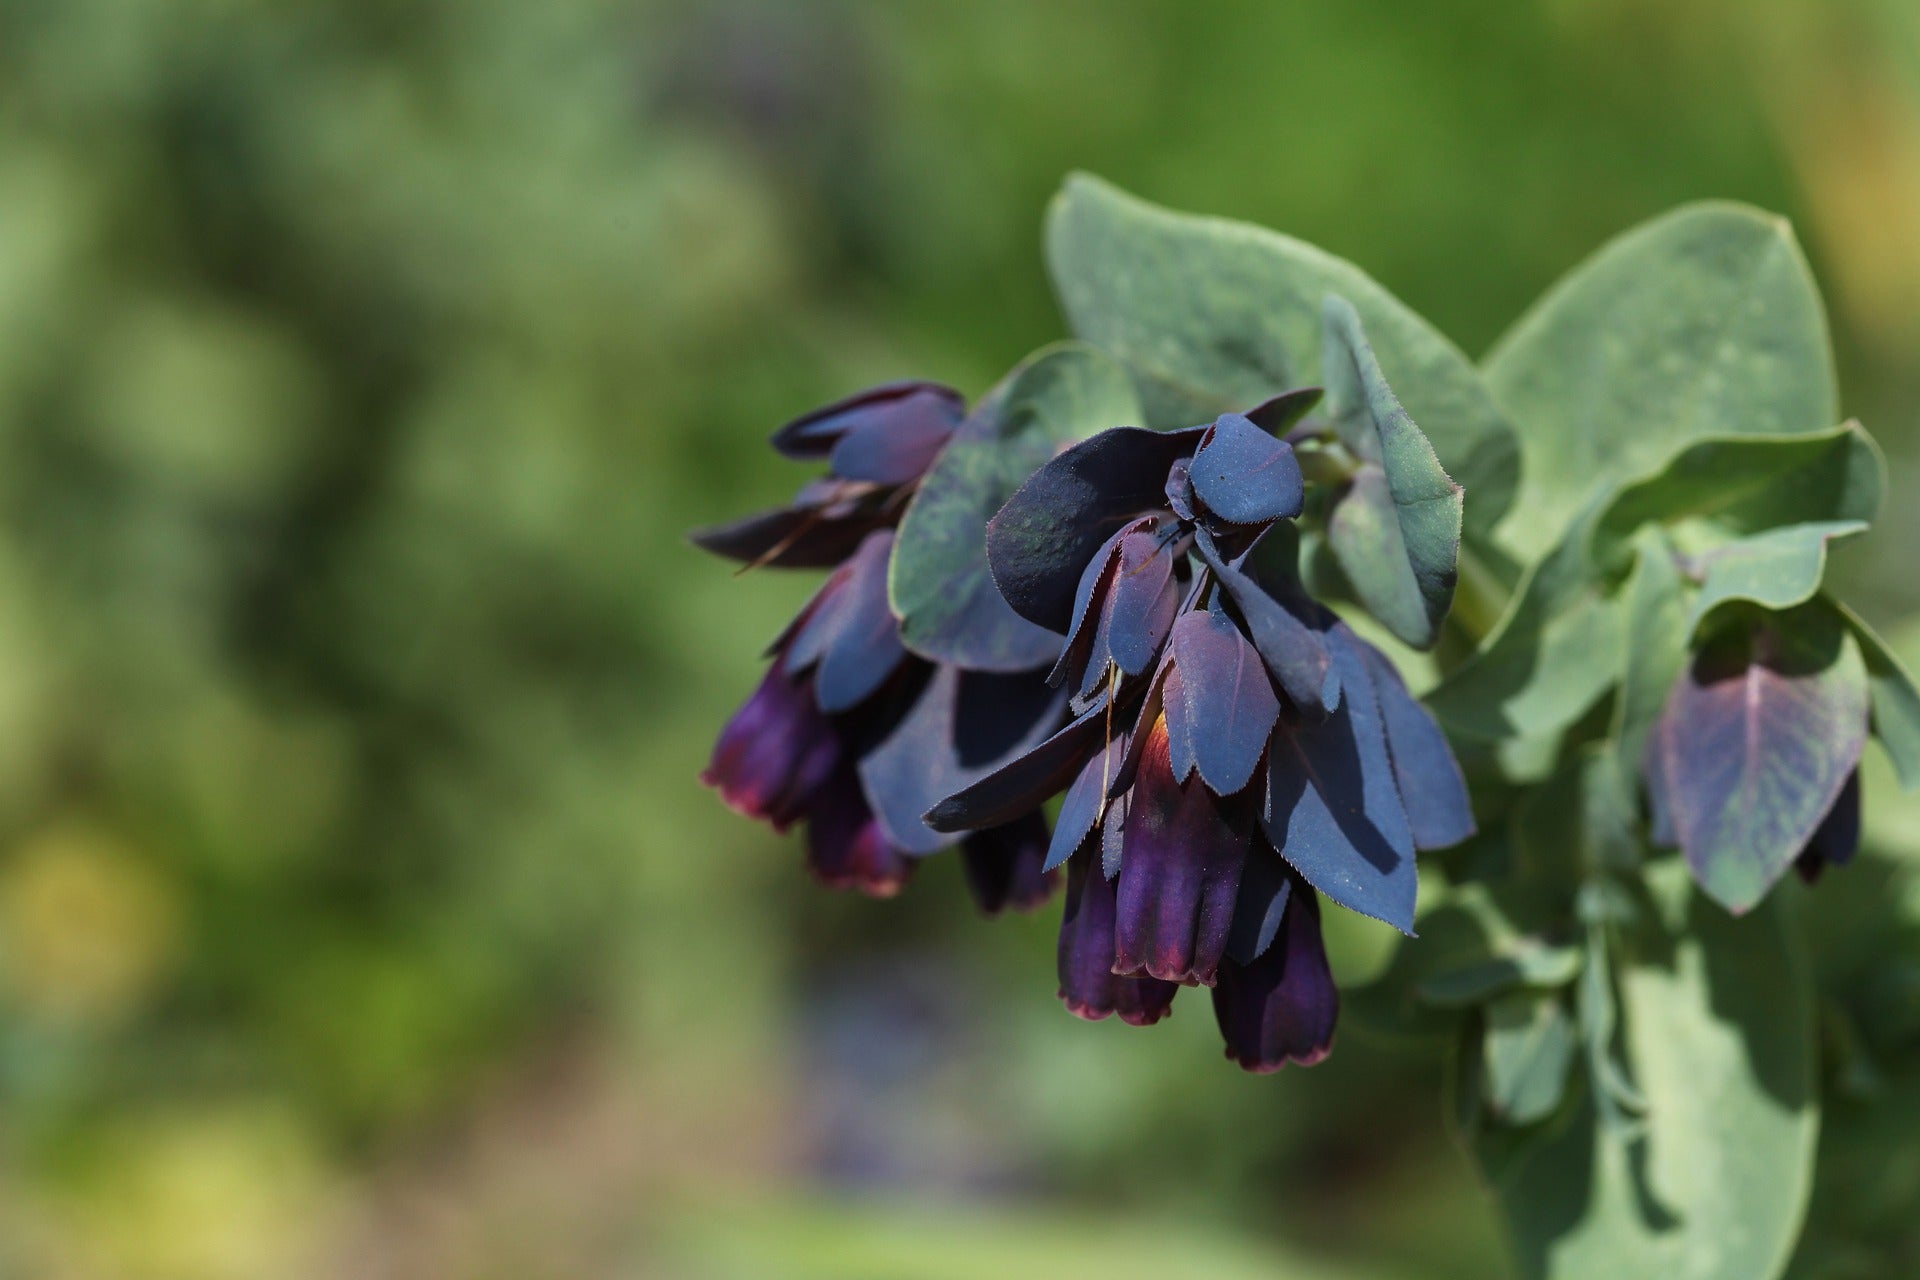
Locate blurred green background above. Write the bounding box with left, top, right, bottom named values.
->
left=1, top=1, right=1918, bottom=1277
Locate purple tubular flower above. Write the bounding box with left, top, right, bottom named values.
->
left=1058, top=854, right=1179, bottom=1025
left=702, top=662, right=842, bottom=832
left=1795, top=768, right=1862, bottom=884
left=1212, top=885, right=1338, bottom=1072
left=806, top=763, right=914, bottom=898
left=960, top=812, right=1058, bottom=914
left=923, top=395, right=1477, bottom=1072
left=1112, top=716, right=1251, bottom=986
left=700, top=379, right=1072, bottom=904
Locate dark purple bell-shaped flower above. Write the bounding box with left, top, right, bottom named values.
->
left=1795, top=768, right=1862, bottom=885
left=929, top=405, right=1474, bottom=1071
left=959, top=811, right=1057, bottom=915
left=702, top=660, right=842, bottom=833
left=1212, top=882, right=1338, bottom=1071
left=1058, top=840, right=1179, bottom=1026
left=698, top=382, right=1066, bottom=907
left=1111, top=712, right=1251, bottom=986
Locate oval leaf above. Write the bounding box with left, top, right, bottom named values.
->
left=1485, top=201, right=1837, bottom=554
left=1647, top=605, right=1869, bottom=913
left=1046, top=173, right=1517, bottom=536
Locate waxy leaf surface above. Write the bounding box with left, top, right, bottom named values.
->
left=1322, top=295, right=1463, bottom=650
left=1485, top=201, right=1837, bottom=554
left=1189, top=413, right=1304, bottom=525
left=1170, top=608, right=1280, bottom=796
left=921, top=690, right=1109, bottom=834
left=859, top=664, right=1065, bottom=854
left=1838, top=602, right=1920, bottom=791
left=1470, top=864, right=1816, bottom=1280
left=1686, top=520, right=1867, bottom=635
left=1358, top=643, right=1475, bottom=850
left=1589, top=422, right=1883, bottom=572
left=1046, top=174, right=1517, bottom=536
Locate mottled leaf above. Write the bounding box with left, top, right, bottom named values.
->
left=1648, top=605, right=1869, bottom=912
left=1589, top=422, right=1883, bottom=572
left=1610, top=530, right=1693, bottom=791
left=1322, top=295, right=1463, bottom=650
left=1046, top=174, right=1516, bottom=536
left=892, top=344, right=1141, bottom=670
left=1425, top=511, right=1625, bottom=744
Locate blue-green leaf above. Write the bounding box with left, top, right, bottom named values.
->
left=1481, top=990, right=1578, bottom=1127
left=1589, top=421, right=1883, bottom=574
left=1836, top=602, right=1920, bottom=792
left=1470, top=863, right=1818, bottom=1280
left=1321, top=295, right=1463, bottom=650
left=1686, top=520, right=1867, bottom=635
left=1045, top=173, right=1517, bottom=537
left=1486, top=202, right=1837, bottom=555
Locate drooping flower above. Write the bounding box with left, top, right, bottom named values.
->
left=926, top=406, right=1474, bottom=1070
left=695, top=383, right=1064, bottom=902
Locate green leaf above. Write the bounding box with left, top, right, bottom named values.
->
left=1419, top=944, right=1583, bottom=1009
left=1423, top=508, right=1624, bottom=743
left=1482, top=990, right=1579, bottom=1127
left=1589, top=422, right=1883, bottom=574
left=1471, top=864, right=1818, bottom=1280
left=1320, top=295, right=1463, bottom=650
left=1512, top=746, right=1642, bottom=882
left=1836, top=602, right=1920, bottom=792
left=1686, top=520, right=1867, bottom=635
left=1347, top=879, right=1576, bottom=1039
left=1045, top=173, right=1518, bottom=538
left=1610, top=530, right=1692, bottom=787
left=891, top=343, right=1140, bottom=671
left=1486, top=202, right=1837, bottom=555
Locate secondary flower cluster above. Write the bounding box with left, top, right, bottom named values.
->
left=693, top=383, right=1059, bottom=912
left=925, top=408, right=1476, bottom=1070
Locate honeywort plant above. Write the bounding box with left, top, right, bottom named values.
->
left=695, top=175, right=1920, bottom=1279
